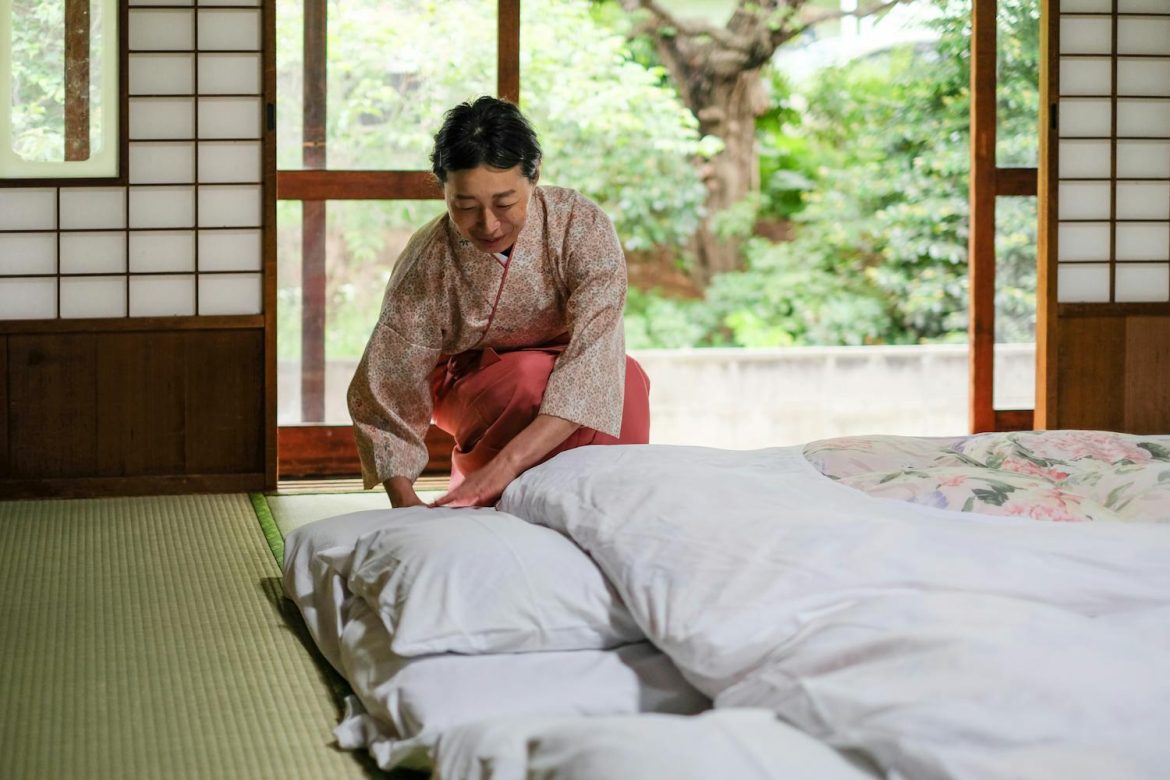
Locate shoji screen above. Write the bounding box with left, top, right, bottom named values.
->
left=0, top=0, right=274, bottom=497
left=1040, top=0, right=1170, bottom=431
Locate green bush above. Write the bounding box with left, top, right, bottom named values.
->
left=630, top=0, right=1040, bottom=349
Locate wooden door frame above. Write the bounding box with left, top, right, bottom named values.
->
left=276, top=0, right=520, bottom=479
left=969, top=0, right=1038, bottom=433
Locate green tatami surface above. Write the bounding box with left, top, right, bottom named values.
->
left=0, top=493, right=383, bottom=779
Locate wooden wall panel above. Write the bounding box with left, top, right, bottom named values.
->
left=0, top=337, right=7, bottom=477
left=0, top=328, right=267, bottom=497
left=8, top=335, right=99, bottom=478
left=1054, top=317, right=1126, bottom=431
left=185, top=331, right=265, bottom=475
left=95, top=332, right=189, bottom=476
left=1124, top=318, right=1170, bottom=433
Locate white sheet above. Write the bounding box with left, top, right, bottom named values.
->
left=335, top=599, right=708, bottom=770
left=435, top=709, right=876, bottom=780
left=499, top=444, right=1170, bottom=780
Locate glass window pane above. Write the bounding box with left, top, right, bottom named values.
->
left=278, top=199, right=447, bottom=425
left=994, top=196, right=1036, bottom=410
left=276, top=0, right=498, bottom=171
left=997, top=0, right=1040, bottom=167
left=3, top=0, right=120, bottom=178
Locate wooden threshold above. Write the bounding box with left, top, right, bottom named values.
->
left=278, top=424, right=455, bottom=480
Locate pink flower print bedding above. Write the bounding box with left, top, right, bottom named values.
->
left=803, top=430, right=1170, bottom=523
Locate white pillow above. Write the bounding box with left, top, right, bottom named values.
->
left=335, top=599, right=709, bottom=771
left=342, top=506, right=644, bottom=656
left=281, top=509, right=394, bottom=671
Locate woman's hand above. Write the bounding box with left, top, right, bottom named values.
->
left=430, top=456, right=518, bottom=508
left=431, top=413, right=580, bottom=508
left=383, top=476, right=426, bottom=508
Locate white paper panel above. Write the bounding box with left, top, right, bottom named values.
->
left=60, top=277, right=128, bottom=318
left=1059, top=99, right=1112, bottom=137
left=1058, top=181, right=1112, bottom=220
left=200, top=0, right=259, bottom=5
left=1059, top=140, right=1112, bottom=178
left=129, top=142, right=196, bottom=184
left=198, top=229, right=262, bottom=271
left=0, top=189, right=57, bottom=231
left=1117, top=18, right=1170, bottom=56
left=1117, top=99, right=1170, bottom=136
left=197, top=54, right=262, bottom=95
left=1117, top=140, right=1170, bottom=178
left=60, top=232, right=127, bottom=274
left=198, top=185, right=262, bottom=228
left=128, top=9, right=194, bottom=51
left=129, top=231, right=196, bottom=273
left=198, top=9, right=262, bottom=51
left=1115, top=263, right=1170, bottom=301
left=1058, top=223, right=1112, bottom=262
left=60, top=188, right=127, bottom=230
left=1115, top=181, right=1170, bottom=219
left=1061, top=0, right=1111, bottom=9
left=198, top=273, right=262, bottom=315
left=129, top=0, right=193, bottom=5
left=1118, top=59, right=1170, bottom=97
left=198, top=142, right=262, bottom=183
left=129, top=54, right=195, bottom=95
left=1057, top=263, right=1112, bottom=302
left=1060, top=17, right=1113, bottom=55
left=130, top=98, right=195, bottom=139
left=197, top=97, right=262, bottom=139
left=0, top=278, right=57, bottom=319
left=1059, top=57, right=1112, bottom=96
left=129, top=275, right=196, bottom=316
left=129, top=187, right=196, bottom=229
left=1118, top=0, right=1170, bottom=10
left=1116, top=223, right=1170, bottom=260
left=0, top=234, right=56, bottom=275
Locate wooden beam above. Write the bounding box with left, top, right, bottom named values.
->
left=277, top=170, right=442, bottom=200
left=499, top=0, right=521, bottom=103
left=64, top=0, right=90, bottom=161
left=969, top=0, right=997, bottom=434
left=994, top=167, right=1038, bottom=196
left=0, top=473, right=268, bottom=500
left=993, top=409, right=1034, bottom=431
left=301, top=0, right=327, bottom=423
left=0, top=315, right=264, bottom=335
left=1034, top=0, right=1059, bottom=429
left=278, top=424, right=455, bottom=479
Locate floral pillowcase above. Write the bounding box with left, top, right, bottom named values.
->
left=802, top=430, right=1170, bottom=523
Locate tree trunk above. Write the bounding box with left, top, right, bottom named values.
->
left=691, top=70, right=768, bottom=283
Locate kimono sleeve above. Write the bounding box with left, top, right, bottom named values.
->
left=347, top=241, right=444, bottom=489
left=539, top=200, right=627, bottom=437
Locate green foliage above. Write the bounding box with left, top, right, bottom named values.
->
left=276, top=0, right=705, bottom=359
left=755, top=70, right=816, bottom=221
left=623, top=287, right=716, bottom=350
left=680, top=0, right=1038, bottom=348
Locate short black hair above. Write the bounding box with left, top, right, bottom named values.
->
left=430, top=96, right=542, bottom=184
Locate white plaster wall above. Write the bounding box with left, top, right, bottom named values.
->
left=280, top=343, right=1037, bottom=449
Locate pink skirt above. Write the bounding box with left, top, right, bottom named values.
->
left=429, top=344, right=650, bottom=487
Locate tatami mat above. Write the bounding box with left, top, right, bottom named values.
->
left=0, top=494, right=403, bottom=779
left=264, top=479, right=449, bottom=540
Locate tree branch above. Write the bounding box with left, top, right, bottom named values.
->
left=630, top=0, right=756, bottom=53
left=793, top=0, right=907, bottom=37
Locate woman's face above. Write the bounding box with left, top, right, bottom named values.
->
left=444, top=164, right=536, bottom=254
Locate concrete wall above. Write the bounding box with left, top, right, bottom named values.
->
left=280, top=343, right=1036, bottom=450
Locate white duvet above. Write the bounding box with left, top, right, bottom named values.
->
left=499, top=444, right=1170, bottom=780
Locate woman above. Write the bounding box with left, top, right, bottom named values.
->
left=348, top=96, right=650, bottom=508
